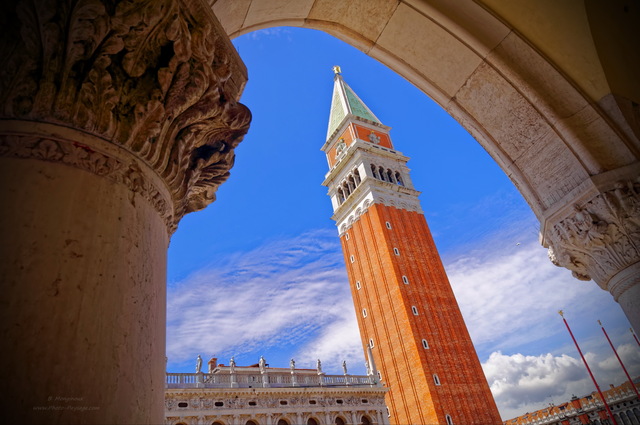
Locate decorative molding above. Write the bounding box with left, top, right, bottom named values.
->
left=543, top=179, right=640, bottom=292
left=0, top=134, right=174, bottom=231
left=0, top=0, right=251, bottom=227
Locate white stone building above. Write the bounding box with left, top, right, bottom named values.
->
left=165, top=357, right=389, bottom=425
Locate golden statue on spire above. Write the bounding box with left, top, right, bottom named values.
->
left=332, top=65, right=342, bottom=75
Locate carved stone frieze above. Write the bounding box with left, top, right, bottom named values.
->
left=0, top=0, right=251, bottom=229
left=543, top=178, right=640, bottom=296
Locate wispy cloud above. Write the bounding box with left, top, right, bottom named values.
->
left=446, top=238, right=607, bottom=357
left=244, top=28, right=293, bottom=41
left=167, top=229, right=361, bottom=371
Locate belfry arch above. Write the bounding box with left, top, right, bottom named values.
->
left=0, top=0, right=637, bottom=423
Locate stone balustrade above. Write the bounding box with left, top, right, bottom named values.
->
left=166, top=372, right=376, bottom=389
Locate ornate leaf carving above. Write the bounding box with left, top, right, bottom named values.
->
left=0, top=0, right=250, bottom=230
left=544, top=180, right=640, bottom=291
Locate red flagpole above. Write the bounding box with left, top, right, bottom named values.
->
left=599, top=320, right=639, bottom=399
left=632, top=328, right=640, bottom=348
left=559, top=311, right=617, bottom=425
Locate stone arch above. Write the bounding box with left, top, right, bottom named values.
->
left=334, top=416, right=347, bottom=425
left=0, top=0, right=638, bottom=422
left=211, top=0, right=640, bottom=329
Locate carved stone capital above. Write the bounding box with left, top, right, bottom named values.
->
left=542, top=173, right=640, bottom=297
left=0, top=0, right=251, bottom=231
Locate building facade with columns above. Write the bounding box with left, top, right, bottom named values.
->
left=165, top=358, right=389, bottom=425
left=1, top=0, right=638, bottom=423
left=321, top=69, right=501, bottom=425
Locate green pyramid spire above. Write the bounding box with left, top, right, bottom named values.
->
left=326, top=67, right=382, bottom=140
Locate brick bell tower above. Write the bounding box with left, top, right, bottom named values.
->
left=321, top=67, right=501, bottom=425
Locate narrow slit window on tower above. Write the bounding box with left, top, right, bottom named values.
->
left=386, top=407, right=391, bottom=418
left=377, top=371, right=382, bottom=380
left=393, top=248, right=400, bottom=256
left=422, top=339, right=429, bottom=349
left=433, top=374, right=441, bottom=385
left=385, top=221, right=392, bottom=229
left=411, top=306, right=418, bottom=315
left=402, top=275, right=409, bottom=284
left=350, top=255, right=355, bottom=263
left=369, top=338, right=374, bottom=348
left=362, top=308, right=367, bottom=318
left=345, top=233, right=349, bottom=240
left=446, top=415, right=453, bottom=425
left=356, top=281, right=361, bottom=290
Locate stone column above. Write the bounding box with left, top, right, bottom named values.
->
left=0, top=0, right=250, bottom=423
left=541, top=164, right=640, bottom=332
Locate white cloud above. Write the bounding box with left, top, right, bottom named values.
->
left=483, top=347, right=640, bottom=420
left=445, top=237, right=616, bottom=357
left=293, top=305, right=364, bottom=374
left=167, top=229, right=362, bottom=372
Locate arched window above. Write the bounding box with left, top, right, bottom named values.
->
left=379, top=166, right=386, bottom=181
left=277, top=420, right=289, bottom=425
left=347, top=175, right=356, bottom=192
left=361, top=415, right=372, bottom=425
left=620, top=412, right=631, bottom=425
left=335, top=417, right=346, bottom=425
left=342, top=182, right=351, bottom=197
left=371, top=164, right=379, bottom=179
left=395, top=172, right=404, bottom=186
left=246, top=421, right=258, bottom=425
left=386, top=169, right=394, bottom=182
left=307, top=418, right=319, bottom=425
left=354, top=169, right=361, bottom=185
left=212, top=422, right=225, bottom=425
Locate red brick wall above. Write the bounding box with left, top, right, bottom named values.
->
left=340, top=203, right=501, bottom=425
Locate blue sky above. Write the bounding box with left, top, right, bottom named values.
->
left=166, top=28, right=638, bottom=419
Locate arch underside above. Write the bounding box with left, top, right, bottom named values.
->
left=211, top=0, right=639, bottom=223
